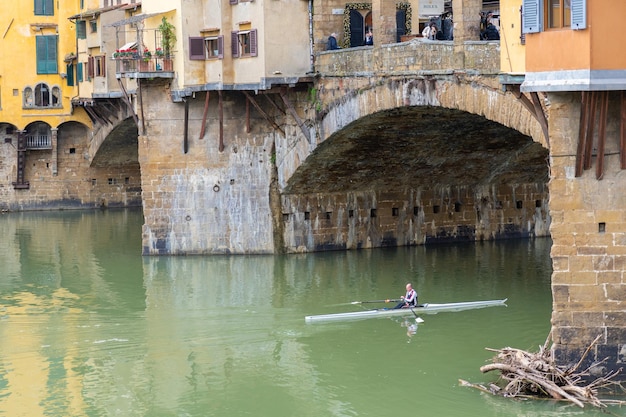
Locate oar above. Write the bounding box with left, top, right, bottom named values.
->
left=350, top=299, right=400, bottom=305
left=410, top=307, right=424, bottom=323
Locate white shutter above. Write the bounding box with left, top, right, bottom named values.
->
left=571, top=0, right=587, bottom=30
left=522, top=0, right=542, bottom=34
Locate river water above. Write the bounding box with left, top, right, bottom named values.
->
left=0, top=208, right=618, bottom=416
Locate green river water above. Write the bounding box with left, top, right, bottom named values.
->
left=0, top=208, right=621, bottom=416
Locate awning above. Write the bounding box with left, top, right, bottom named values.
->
left=118, top=41, right=137, bottom=51
left=106, top=10, right=174, bottom=27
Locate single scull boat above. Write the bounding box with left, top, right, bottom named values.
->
left=304, top=298, right=507, bottom=323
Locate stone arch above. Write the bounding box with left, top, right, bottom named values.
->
left=317, top=77, right=546, bottom=150
left=90, top=116, right=138, bottom=168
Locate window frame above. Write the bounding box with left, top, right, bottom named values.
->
left=231, top=29, right=257, bottom=58
left=23, top=83, right=61, bottom=109
left=545, top=0, right=571, bottom=29
left=205, top=36, right=224, bottom=59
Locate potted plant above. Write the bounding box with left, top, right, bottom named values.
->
left=140, top=48, right=153, bottom=71
left=158, top=17, right=176, bottom=71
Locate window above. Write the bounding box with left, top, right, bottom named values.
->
left=522, top=0, right=585, bottom=33
left=95, top=56, right=106, bottom=77
left=76, top=21, right=87, bottom=39
left=34, top=0, right=54, bottom=16
left=231, top=29, right=257, bottom=58
left=206, top=36, right=224, bottom=59
left=77, top=63, right=83, bottom=82
left=546, top=0, right=571, bottom=28
left=89, top=20, right=97, bottom=33
left=23, top=83, right=60, bottom=108
left=36, top=35, right=58, bottom=74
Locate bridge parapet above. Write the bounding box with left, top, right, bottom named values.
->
left=315, top=40, right=500, bottom=77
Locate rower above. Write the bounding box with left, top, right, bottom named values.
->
left=393, top=283, right=418, bottom=309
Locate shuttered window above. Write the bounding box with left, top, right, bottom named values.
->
left=76, top=21, right=87, bottom=39
left=231, top=29, right=258, bottom=58
left=36, top=35, right=58, bottom=74
left=34, top=0, right=54, bottom=16
left=523, top=0, right=586, bottom=33
left=87, top=56, right=94, bottom=79
left=206, top=36, right=224, bottom=59
left=189, top=37, right=205, bottom=60
left=522, top=0, right=541, bottom=33
left=77, top=63, right=83, bottom=82
left=571, top=0, right=586, bottom=30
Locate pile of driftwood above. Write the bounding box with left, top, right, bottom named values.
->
left=460, top=334, right=626, bottom=409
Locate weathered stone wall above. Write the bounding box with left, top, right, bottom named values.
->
left=0, top=122, right=141, bottom=211
left=548, top=91, right=626, bottom=374
left=281, top=184, right=549, bottom=252
left=138, top=81, right=313, bottom=255
left=315, top=40, right=500, bottom=76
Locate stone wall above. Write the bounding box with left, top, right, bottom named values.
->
left=315, top=40, right=500, bottom=76
left=281, top=184, right=549, bottom=252
left=548, top=91, right=626, bottom=374
left=0, top=122, right=141, bottom=211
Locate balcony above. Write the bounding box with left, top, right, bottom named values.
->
left=25, top=135, right=51, bottom=150
left=114, top=54, right=175, bottom=79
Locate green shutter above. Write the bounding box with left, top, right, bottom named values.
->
left=36, top=35, right=58, bottom=74
left=77, top=21, right=86, bottom=39
left=34, top=0, right=54, bottom=16
left=77, top=63, right=83, bottom=82
left=66, top=64, right=74, bottom=86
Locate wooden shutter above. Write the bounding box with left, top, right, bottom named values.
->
left=250, top=29, right=258, bottom=57
left=217, top=35, right=224, bottom=59
left=571, top=0, right=586, bottom=30
left=76, top=21, right=86, bottom=39
left=522, top=0, right=541, bottom=34
left=189, top=37, right=205, bottom=60
left=77, top=63, right=83, bottom=82
left=87, top=56, right=94, bottom=79
left=35, top=0, right=54, bottom=16
left=36, top=35, right=58, bottom=74
left=231, top=31, right=239, bottom=58
left=66, top=63, right=74, bottom=86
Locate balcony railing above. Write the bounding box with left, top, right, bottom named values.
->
left=26, top=135, right=51, bottom=150
left=114, top=55, right=174, bottom=76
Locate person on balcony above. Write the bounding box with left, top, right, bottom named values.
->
left=327, top=33, right=340, bottom=50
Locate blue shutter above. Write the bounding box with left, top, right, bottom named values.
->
left=571, top=0, right=586, bottom=30
left=77, top=21, right=87, bottom=39
left=36, top=35, right=58, bottom=74
left=522, top=0, right=542, bottom=34
left=77, top=63, right=83, bottom=82
left=35, top=0, right=54, bottom=16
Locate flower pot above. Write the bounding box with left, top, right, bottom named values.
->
left=139, top=60, right=154, bottom=72
left=162, top=58, right=173, bottom=71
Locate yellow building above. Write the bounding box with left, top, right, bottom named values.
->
left=0, top=0, right=90, bottom=188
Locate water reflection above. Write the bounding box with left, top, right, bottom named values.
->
left=0, top=209, right=621, bottom=416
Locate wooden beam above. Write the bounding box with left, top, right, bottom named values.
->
left=218, top=91, right=224, bottom=152
left=575, top=91, right=590, bottom=177
left=596, top=91, right=608, bottom=180
left=583, top=91, right=597, bottom=170
left=199, top=91, right=210, bottom=140
left=265, top=94, right=286, bottom=115
left=183, top=98, right=189, bottom=154
left=530, top=92, right=549, bottom=147
left=117, top=79, right=139, bottom=128
left=621, top=92, right=626, bottom=169
left=279, top=89, right=311, bottom=143
left=242, top=91, right=285, bottom=136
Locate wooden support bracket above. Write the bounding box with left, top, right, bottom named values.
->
left=242, top=91, right=285, bottom=136
left=279, top=89, right=311, bottom=144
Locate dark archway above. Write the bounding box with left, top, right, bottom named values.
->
left=349, top=9, right=364, bottom=47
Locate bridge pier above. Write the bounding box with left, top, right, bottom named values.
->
left=548, top=91, right=626, bottom=375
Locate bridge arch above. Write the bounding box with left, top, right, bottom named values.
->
left=276, top=76, right=550, bottom=252
left=315, top=75, right=547, bottom=153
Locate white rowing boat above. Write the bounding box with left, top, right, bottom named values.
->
left=304, top=298, right=507, bottom=323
